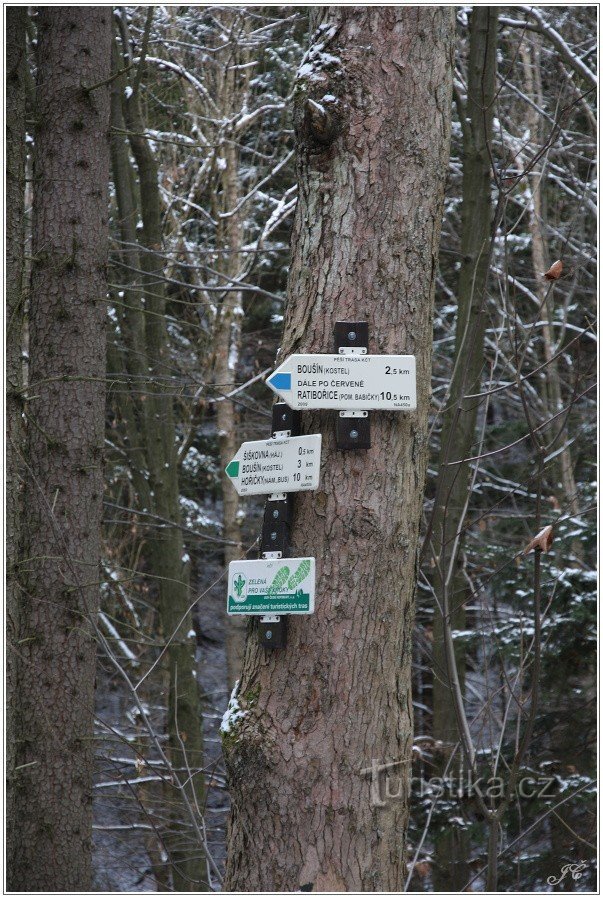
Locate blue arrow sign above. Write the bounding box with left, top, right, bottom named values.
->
left=266, top=353, right=417, bottom=410
left=268, top=372, right=292, bottom=391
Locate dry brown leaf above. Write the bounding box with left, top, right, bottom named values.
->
left=414, top=861, right=431, bottom=879
left=523, top=524, right=554, bottom=554
left=544, top=259, right=563, bottom=280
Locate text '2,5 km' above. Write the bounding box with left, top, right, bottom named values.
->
left=267, top=353, right=417, bottom=411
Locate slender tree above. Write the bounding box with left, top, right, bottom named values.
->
left=223, top=8, right=454, bottom=890
left=211, top=17, right=249, bottom=688
left=6, top=7, right=28, bottom=882
left=111, top=15, right=208, bottom=888
left=427, top=11, right=498, bottom=887
left=428, top=0, right=498, bottom=773
left=12, top=8, right=111, bottom=890
left=519, top=32, right=587, bottom=870
left=520, top=37, right=581, bottom=532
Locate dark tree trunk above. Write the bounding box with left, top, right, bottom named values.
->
left=12, top=8, right=111, bottom=890
left=429, top=3, right=498, bottom=751
left=112, top=22, right=208, bottom=888
left=223, top=8, right=454, bottom=891
left=428, top=10, right=498, bottom=887
left=6, top=7, right=28, bottom=884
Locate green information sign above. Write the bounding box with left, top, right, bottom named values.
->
left=227, top=557, right=315, bottom=615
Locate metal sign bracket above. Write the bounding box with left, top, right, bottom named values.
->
left=334, top=322, right=371, bottom=450
left=257, top=401, right=300, bottom=649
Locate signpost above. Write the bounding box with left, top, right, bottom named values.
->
left=227, top=557, right=315, bottom=615
left=266, top=353, right=417, bottom=411
left=225, top=324, right=418, bottom=649
left=225, top=434, right=322, bottom=497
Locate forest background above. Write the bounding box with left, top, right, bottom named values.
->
left=5, top=5, right=597, bottom=893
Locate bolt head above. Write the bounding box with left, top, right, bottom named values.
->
left=271, top=531, right=277, bottom=540
left=348, top=330, right=357, bottom=341
left=350, top=429, right=359, bottom=439
left=265, top=630, right=273, bottom=640
left=272, top=509, right=279, bottom=518
left=281, top=413, right=288, bottom=421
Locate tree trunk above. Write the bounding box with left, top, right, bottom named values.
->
left=218, top=138, right=245, bottom=690
left=520, top=39, right=581, bottom=528
left=223, top=8, right=454, bottom=891
left=6, top=8, right=28, bottom=885
left=428, top=14, right=498, bottom=886
left=12, top=9, right=111, bottom=890
left=429, top=4, right=498, bottom=755
left=520, top=39, right=585, bottom=868
left=115, top=22, right=208, bottom=888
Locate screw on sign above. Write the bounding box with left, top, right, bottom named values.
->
left=224, top=433, right=322, bottom=497
left=267, top=353, right=417, bottom=411
left=227, top=557, right=316, bottom=616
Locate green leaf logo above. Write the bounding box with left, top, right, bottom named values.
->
left=233, top=573, right=246, bottom=599
left=267, top=565, right=290, bottom=596
left=287, top=560, right=311, bottom=590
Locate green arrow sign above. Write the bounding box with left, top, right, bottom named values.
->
left=224, top=434, right=321, bottom=497
left=225, top=460, right=240, bottom=478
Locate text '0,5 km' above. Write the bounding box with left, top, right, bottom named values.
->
left=267, top=354, right=417, bottom=411
left=225, top=433, right=322, bottom=497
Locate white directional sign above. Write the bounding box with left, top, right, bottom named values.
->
left=225, top=434, right=322, bottom=496
left=227, top=557, right=315, bottom=615
left=266, top=354, right=417, bottom=411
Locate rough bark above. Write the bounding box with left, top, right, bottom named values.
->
left=223, top=8, right=454, bottom=891
left=6, top=7, right=28, bottom=884
left=12, top=8, right=111, bottom=890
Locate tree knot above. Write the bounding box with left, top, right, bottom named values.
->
left=303, top=95, right=345, bottom=147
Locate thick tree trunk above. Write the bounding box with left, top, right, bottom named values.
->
left=12, top=9, right=111, bottom=890
left=223, top=8, right=454, bottom=891
left=6, top=8, right=28, bottom=885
